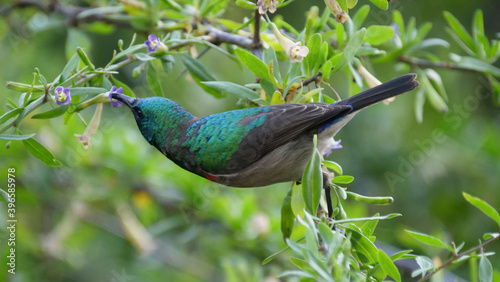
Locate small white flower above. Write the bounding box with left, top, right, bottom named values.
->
left=74, top=103, right=103, bottom=149
left=270, top=23, right=309, bottom=63
left=257, top=0, right=278, bottom=14
left=324, top=0, right=349, bottom=23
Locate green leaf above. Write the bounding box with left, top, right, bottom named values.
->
left=483, top=233, right=499, bottom=240
left=337, top=0, right=348, bottom=12
left=22, top=138, right=62, bottom=167
left=479, top=255, right=493, bottom=282
left=0, top=108, right=24, bottom=125
left=0, top=133, right=36, bottom=140
left=443, top=11, right=475, bottom=53
left=378, top=249, right=402, bottom=282
left=291, top=182, right=305, bottom=218
left=369, top=0, right=388, bottom=10
left=289, top=257, right=312, bottom=272
left=135, top=53, right=156, bottom=61
left=70, top=87, right=108, bottom=97
left=352, top=5, right=370, bottom=29
left=280, top=188, right=295, bottom=241
left=235, top=0, right=256, bottom=9
left=365, top=25, right=394, bottom=45
left=453, top=56, right=500, bottom=77
left=322, top=160, right=342, bottom=175
left=332, top=175, right=354, bottom=184
left=317, top=222, right=334, bottom=244
left=201, top=81, right=264, bottom=102
left=303, top=33, right=322, bottom=75
left=361, top=213, right=379, bottom=237
left=301, top=135, right=323, bottom=215
left=390, top=250, right=415, bottom=261
left=16, top=96, right=43, bottom=124
left=263, top=46, right=282, bottom=83
left=332, top=28, right=366, bottom=74
left=147, top=59, right=167, bottom=97
left=347, top=0, right=358, bottom=8
left=271, top=91, right=284, bottom=105
left=321, top=60, right=333, bottom=80
left=61, top=53, right=80, bottom=80
left=347, top=227, right=379, bottom=263
left=235, top=48, right=276, bottom=85
left=405, top=230, right=453, bottom=252
left=31, top=104, right=69, bottom=119
left=262, top=245, right=291, bottom=265
left=180, top=55, right=224, bottom=98
left=419, top=71, right=448, bottom=113
left=463, top=192, right=500, bottom=228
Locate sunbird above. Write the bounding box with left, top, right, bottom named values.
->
left=111, top=74, right=418, bottom=189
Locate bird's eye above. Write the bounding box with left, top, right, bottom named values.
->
left=136, top=109, right=145, bottom=119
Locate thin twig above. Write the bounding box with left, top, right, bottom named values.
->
left=252, top=9, right=262, bottom=59
left=418, top=235, right=500, bottom=282
left=298, top=71, right=323, bottom=90
left=398, top=56, right=475, bottom=72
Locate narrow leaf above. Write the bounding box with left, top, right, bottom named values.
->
left=369, top=0, right=388, bottom=10
left=0, top=133, right=36, bottom=140
left=148, top=59, right=166, bottom=97
left=378, top=249, right=402, bottom=282
left=280, top=188, right=295, bottom=241
left=201, top=81, right=263, bottom=102
left=32, top=105, right=69, bottom=119
left=301, top=135, right=323, bottom=215
left=0, top=108, right=24, bottom=125
left=463, top=192, right=500, bottom=228
left=23, top=138, right=62, bottom=167
left=406, top=230, right=453, bottom=252
left=443, top=11, right=475, bottom=53
left=235, top=48, right=276, bottom=85
left=479, top=255, right=493, bottom=282
left=332, top=28, right=366, bottom=74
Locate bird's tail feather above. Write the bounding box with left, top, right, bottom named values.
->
left=339, top=74, right=419, bottom=111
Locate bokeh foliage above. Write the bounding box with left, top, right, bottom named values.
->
left=0, top=0, right=499, bottom=281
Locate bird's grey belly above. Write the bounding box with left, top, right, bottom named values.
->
left=215, top=136, right=314, bottom=187
left=211, top=113, right=355, bottom=188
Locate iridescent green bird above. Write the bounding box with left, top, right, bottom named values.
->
left=111, top=74, right=418, bottom=188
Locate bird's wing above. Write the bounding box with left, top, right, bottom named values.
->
left=196, top=103, right=353, bottom=174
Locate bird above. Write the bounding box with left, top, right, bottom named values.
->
left=111, top=74, right=419, bottom=189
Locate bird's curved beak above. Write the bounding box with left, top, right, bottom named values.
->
left=111, top=93, right=138, bottom=108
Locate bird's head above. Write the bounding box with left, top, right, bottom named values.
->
left=111, top=92, right=157, bottom=144
left=111, top=93, right=194, bottom=146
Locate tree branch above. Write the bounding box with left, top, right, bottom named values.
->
left=0, top=0, right=132, bottom=28
left=204, top=24, right=254, bottom=50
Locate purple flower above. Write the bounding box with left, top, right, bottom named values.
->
left=54, top=86, right=71, bottom=105
left=324, top=139, right=342, bottom=157
left=108, top=86, right=124, bottom=107
left=257, top=0, right=278, bottom=14
left=144, top=34, right=168, bottom=53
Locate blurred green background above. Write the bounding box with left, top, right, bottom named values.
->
left=0, top=0, right=499, bottom=281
